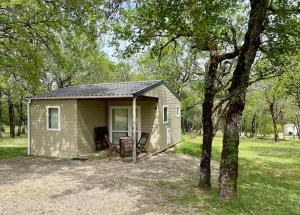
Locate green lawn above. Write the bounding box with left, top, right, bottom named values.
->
left=172, top=135, right=300, bottom=214
left=0, top=132, right=27, bottom=159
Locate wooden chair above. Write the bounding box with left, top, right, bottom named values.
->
left=137, top=132, right=149, bottom=153
left=104, top=134, right=120, bottom=157
left=94, top=127, right=108, bottom=150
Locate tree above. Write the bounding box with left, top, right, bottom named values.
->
left=243, top=88, right=267, bottom=138
left=0, top=0, right=105, bottom=93
left=0, top=89, right=3, bottom=138
left=279, top=54, right=300, bottom=139
left=7, top=95, right=15, bottom=138
left=107, top=0, right=299, bottom=199
left=107, top=0, right=244, bottom=189
left=264, top=84, right=286, bottom=143
left=219, top=0, right=299, bottom=201
left=0, top=0, right=113, bottom=138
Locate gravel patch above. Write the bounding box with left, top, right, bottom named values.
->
left=0, top=153, right=219, bottom=215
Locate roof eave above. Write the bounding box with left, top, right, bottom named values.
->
left=133, top=80, right=181, bottom=101
left=132, top=80, right=164, bottom=97
left=27, top=95, right=134, bottom=100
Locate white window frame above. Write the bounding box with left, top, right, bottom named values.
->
left=163, top=105, right=168, bottom=124
left=46, top=106, right=61, bottom=131
left=109, top=106, right=141, bottom=143
left=176, top=105, right=180, bottom=117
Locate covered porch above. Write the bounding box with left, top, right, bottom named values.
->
left=77, top=96, right=159, bottom=161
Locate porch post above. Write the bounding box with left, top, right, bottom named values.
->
left=27, top=99, right=31, bottom=156
left=132, top=97, right=137, bottom=163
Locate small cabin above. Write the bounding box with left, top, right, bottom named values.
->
left=27, top=80, right=181, bottom=158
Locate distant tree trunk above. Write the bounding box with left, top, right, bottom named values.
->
left=21, top=101, right=26, bottom=134
left=294, top=121, right=300, bottom=139
left=250, top=113, right=257, bottom=138
left=219, top=0, right=268, bottom=202
left=281, top=124, right=285, bottom=140
left=269, top=97, right=279, bottom=143
left=243, top=118, right=246, bottom=137
left=199, top=52, right=218, bottom=188
left=15, top=101, right=24, bottom=136
left=0, top=90, right=2, bottom=138
left=7, top=96, right=15, bottom=138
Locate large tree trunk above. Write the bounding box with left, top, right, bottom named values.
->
left=219, top=0, right=268, bottom=202
left=0, top=90, right=2, bottom=138
left=269, top=98, right=279, bottom=143
left=199, top=49, right=239, bottom=188
left=199, top=52, right=218, bottom=188
left=7, top=96, right=15, bottom=138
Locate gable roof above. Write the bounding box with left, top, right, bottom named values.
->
left=28, top=80, right=179, bottom=100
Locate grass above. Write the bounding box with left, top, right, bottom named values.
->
left=171, top=135, right=300, bottom=214
left=0, top=131, right=27, bottom=159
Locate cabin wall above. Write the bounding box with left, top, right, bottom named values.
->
left=77, top=99, right=107, bottom=155
left=30, top=99, right=78, bottom=158
left=142, top=84, right=181, bottom=152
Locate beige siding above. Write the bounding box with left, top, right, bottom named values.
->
left=142, top=84, right=181, bottom=152
left=77, top=100, right=106, bottom=154
left=30, top=99, right=78, bottom=158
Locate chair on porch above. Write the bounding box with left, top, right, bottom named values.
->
left=104, top=134, right=120, bottom=157
left=94, top=127, right=109, bottom=150
left=137, top=132, right=149, bottom=153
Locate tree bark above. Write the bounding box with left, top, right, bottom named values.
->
left=7, top=96, right=15, bottom=138
left=15, top=101, right=25, bottom=136
left=282, top=124, right=285, bottom=140
left=219, top=0, right=268, bottom=202
left=20, top=101, right=26, bottom=134
left=199, top=49, right=239, bottom=188
left=250, top=113, right=257, bottom=138
left=294, top=121, right=300, bottom=139
left=0, top=90, right=2, bottom=138
left=269, top=97, right=279, bottom=143
left=199, top=52, right=218, bottom=188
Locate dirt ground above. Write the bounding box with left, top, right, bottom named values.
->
left=0, top=153, right=218, bottom=215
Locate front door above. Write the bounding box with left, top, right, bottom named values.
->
left=109, top=106, right=141, bottom=144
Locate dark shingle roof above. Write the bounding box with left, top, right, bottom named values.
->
left=29, top=80, right=164, bottom=99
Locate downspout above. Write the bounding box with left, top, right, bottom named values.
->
left=27, top=99, right=31, bottom=156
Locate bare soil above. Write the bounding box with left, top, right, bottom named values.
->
left=0, top=153, right=218, bottom=215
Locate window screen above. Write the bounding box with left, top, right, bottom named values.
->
left=48, top=107, right=59, bottom=130
left=176, top=106, right=180, bottom=117
left=163, top=106, right=168, bottom=123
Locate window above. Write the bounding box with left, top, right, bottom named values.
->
left=176, top=105, right=180, bottom=117
left=46, top=106, right=60, bottom=131
left=163, top=105, right=168, bottom=124
left=109, top=106, right=141, bottom=144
